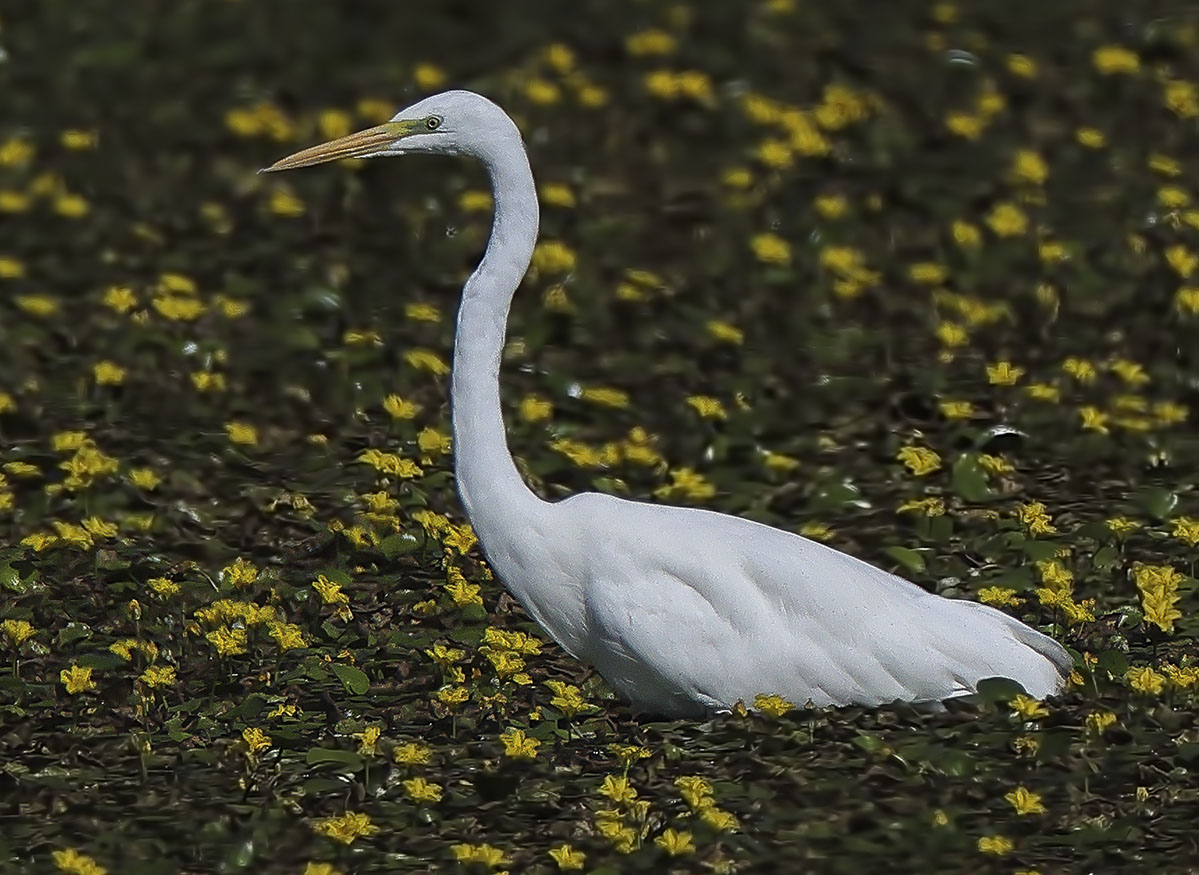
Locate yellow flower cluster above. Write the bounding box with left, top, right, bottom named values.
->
left=1132, top=563, right=1183, bottom=633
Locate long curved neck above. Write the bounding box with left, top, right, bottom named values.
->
left=452, top=132, right=547, bottom=544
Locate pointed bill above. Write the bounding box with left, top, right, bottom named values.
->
left=261, top=121, right=419, bottom=172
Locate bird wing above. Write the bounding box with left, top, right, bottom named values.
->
left=563, top=493, right=1066, bottom=711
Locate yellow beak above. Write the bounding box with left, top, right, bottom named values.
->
left=261, top=123, right=408, bottom=172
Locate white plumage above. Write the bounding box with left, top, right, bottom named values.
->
left=266, top=90, right=1072, bottom=717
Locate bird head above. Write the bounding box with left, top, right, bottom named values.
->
left=262, top=89, right=516, bottom=172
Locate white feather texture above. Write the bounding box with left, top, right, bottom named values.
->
left=294, top=90, right=1073, bottom=716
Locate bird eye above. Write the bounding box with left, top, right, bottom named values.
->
left=426, top=116, right=442, bottom=131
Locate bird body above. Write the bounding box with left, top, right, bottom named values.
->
left=266, top=90, right=1071, bottom=717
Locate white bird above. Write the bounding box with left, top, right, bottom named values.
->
left=265, top=90, right=1072, bottom=717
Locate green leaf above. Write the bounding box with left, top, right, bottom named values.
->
left=951, top=454, right=993, bottom=503
left=883, top=545, right=926, bottom=574
left=331, top=663, right=370, bottom=695
left=975, top=676, right=1028, bottom=703
left=0, top=564, right=22, bottom=592
left=305, top=747, right=365, bottom=770
left=1097, top=649, right=1129, bottom=677
left=1022, top=540, right=1058, bottom=562
left=226, top=694, right=266, bottom=721
left=1135, top=487, right=1177, bottom=520
left=1092, top=545, right=1119, bottom=570
left=377, top=533, right=421, bottom=558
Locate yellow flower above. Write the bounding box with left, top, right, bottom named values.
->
left=0, top=190, right=30, bottom=212
left=60, top=664, right=96, bottom=694
left=450, top=844, right=508, bottom=867
left=1011, top=150, right=1048, bottom=185
left=609, top=743, right=652, bottom=767
left=225, top=422, right=258, bottom=446
left=458, top=190, right=493, bottom=212
left=722, top=167, right=753, bottom=189
left=524, top=78, right=561, bottom=105
left=544, top=43, right=575, bottom=73
left=520, top=395, right=553, bottom=422
left=315, top=812, right=378, bottom=845
left=597, top=776, right=637, bottom=805
left=16, top=295, right=58, bottom=316
left=2, top=619, right=36, bottom=646
left=267, top=621, right=306, bottom=651
left=443, top=574, right=483, bottom=608
left=205, top=627, right=248, bottom=657
left=1005, top=786, right=1046, bottom=815
left=978, top=587, right=1019, bottom=607
left=404, top=349, right=449, bottom=375
left=1133, top=563, right=1183, bottom=633
left=1016, top=501, right=1057, bottom=536
left=531, top=240, right=577, bottom=274
left=267, top=187, right=304, bottom=217
left=799, top=521, right=833, bottom=541
left=1006, top=54, right=1037, bottom=77
left=1167, top=244, right=1198, bottom=279
left=548, top=844, right=586, bottom=870
left=394, top=741, right=433, bottom=765
left=814, top=194, right=848, bottom=218
left=986, top=361, right=1024, bottom=385
left=939, top=400, right=973, bottom=420
left=546, top=680, right=595, bottom=717
left=1075, top=127, right=1106, bottom=148
left=1126, top=666, right=1166, bottom=695
left=223, top=557, right=258, bottom=588
left=897, top=497, right=945, bottom=516
left=313, top=574, right=351, bottom=609
left=951, top=220, right=981, bottom=248
left=500, top=727, right=541, bottom=760
left=1171, top=517, right=1199, bottom=546
left=402, top=776, right=443, bottom=803
left=1164, top=79, right=1199, bottom=118
left=139, top=665, right=176, bottom=688
left=404, top=302, right=441, bottom=323
left=686, top=395, right=727, bottom=419
left=413, top=63, right=446, bottom=90
left=977, top=835, right=1014, bottom=856
left=1092, top=45, right=1140, bottom=74
left=52, top=849, right=108, bottom=875
left=145, top=576, right=179, bottom=597
left=1086, top=711, right=1118, bottom=733
left=897, top=445, right=942, bottom=476
left=763, top=451, right=799, bottom=472
left=753, top=693, right=795, bottom=716
left=985, top=202, right=1028, bottom=237
left=654, top=828, right=695, bottom=856
left=909, top=262, right=947, bottom=284
left=191, top=372, right=226, bottom=392
left=756, top=139, right=793, bottom=169
left=626, top=29, right=677, bottom=55
left=1110, top=357, right=1149, bottom=385
left=1010, top=694, right=1049, bottom=720
left=302, top=864, right=342, bottom=875
left=540, top=183, right=575, bottom=208
left=751, top=232, right=791, bottom=265
left=936, top=321, right=968, bottom=347
left=382, top=394, right=421, bottom=419
left=945, top=112, right=985, bottom=139
left=55, top=193, right=90, bottom=217
left=580, top=386, right=629, bottom=408
left=654, top=467, right=715, bottom=501
left=1176, top=287, right=1199, bottom=315
left=0, top=137, right=34, bottom=165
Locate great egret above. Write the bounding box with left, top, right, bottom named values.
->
left=265, top=90, right=1071, bottom=716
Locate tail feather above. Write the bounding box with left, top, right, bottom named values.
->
left=961, top=600, right=1073, bottom=678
